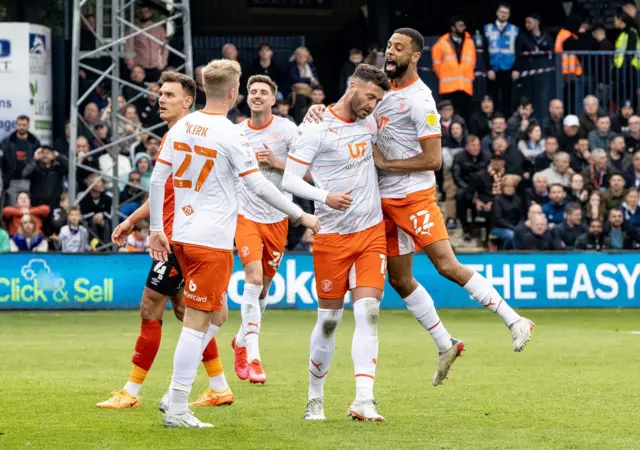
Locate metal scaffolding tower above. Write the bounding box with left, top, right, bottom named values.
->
left=68, top=0, right=193, bottom=250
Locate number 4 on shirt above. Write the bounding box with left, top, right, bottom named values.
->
left=172, top=141, right=217, bottom=192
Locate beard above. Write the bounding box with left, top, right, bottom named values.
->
left=385, top=59, right=410, bottom=80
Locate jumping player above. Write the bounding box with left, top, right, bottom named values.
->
left=148, top=59, right=320, bottom=428
left=97, top=72, right=233, bottom=410
left=282, top=64, right=390, bottom=422
left=232, top=75, right=301, bottom=384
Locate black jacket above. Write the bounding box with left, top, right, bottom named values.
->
left=492, top=194, right=523, bottom=230
left=467, top=170, right=496, bottom=203
left=624, top=167, right=640, bottom=190
left=452, top=150, right=490, bottom=190
left=553, top=221, right=587, bottom=249
left=570, top=151, right=591, bottom=174
left=21, top=155, right=68, bottom=208
left=523, top=188, right=548, bottom=207
left=534, top=152, right=554, bottom=172
left=246, top=59, right=286, bottom=95
left=514, top=30, right=555, bottom=72
left=0, top=131, right=41, bottom=189
left=500, top=145, right=527, bottom=176
left=612, top=114, right=630, bottom=135
left=558, top=131, right=582, bottom=154
left=574, top=233, right=610, bottom=250
left=468, top=111, right=492, bottom=139
left=542, top=117, right=562, bottom=139
left=625, top=135, right=640, bottom=154
left=79, top=192, right=112, bottom=221
left=516, top=229, right=561, bottom=250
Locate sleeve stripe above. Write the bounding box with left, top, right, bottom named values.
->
left=418, top=134, right=442, bottom=141
left=157, top=158, right=171, bottom=166
left=238, top=168, right=260, bottom=177
left=288, top=155, right=311, bottom=166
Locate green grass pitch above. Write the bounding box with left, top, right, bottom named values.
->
left=0, top=309, right=638, bottom=449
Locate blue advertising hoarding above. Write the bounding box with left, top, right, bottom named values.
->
left=0, top=252, right=638, bottom=310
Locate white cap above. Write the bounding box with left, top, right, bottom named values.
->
left=563, top=115, right=579, bottom=127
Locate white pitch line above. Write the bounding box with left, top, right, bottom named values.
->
left=630, top=331, right=640, bottom=335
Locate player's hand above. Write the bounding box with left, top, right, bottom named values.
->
left=325, top=190, right=353, bottom=211
left=298, top=212, right=321, bottom=234
left=304, top=104, right=326, bottom=124
left=487, top=70, right=496, bottom=81
left=256, top=144, right=277, bottom=167
left=112, top=218, right=134, bottom=246
left=149, top=231, right=171, bottom=262
left=372, top=144, right=388, bottom=170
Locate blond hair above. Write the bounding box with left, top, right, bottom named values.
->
left=289, top=46, right=313, bottom=63
left=201, top=59, right=242, bottom=98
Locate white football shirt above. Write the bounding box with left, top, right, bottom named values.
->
left=374, top=77, right=441, bottom=198
left=157, top=111, right=260, bottom=250
left=237, top=115, right=297, bottom=224
left=288, top=106, right=382, bottom=235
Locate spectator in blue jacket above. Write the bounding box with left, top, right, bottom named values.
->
left=288, top=47, right=320, bottom=88
left=542, top=184, right=568, bottom=228
left=621, top=188, right=640, bottom=228
left=9, top=214, right=48, bottom=252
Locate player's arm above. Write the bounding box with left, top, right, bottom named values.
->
left=111, top=200, right=150, bottom=246
left=148, top=145, right=173, bottom=261
left=372, top=138, right=442, bottom=172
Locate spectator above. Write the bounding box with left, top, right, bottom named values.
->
left=584, top=148, right=611, bottom=191
left=2, top=191, right=50, bottom=236
left=553, top=202, right=587, bottom=249
left=100, top=94, right=126, bottom=126
left=588, top=115, right=615, bottom=151
left=98, top=141, right=133, bottom=191
left=612, top=100, right=634, bottom=134
left=493, top=136, right=526, bottom=176
left=126, top=220, right=150, bottom=252
left=432, top=16, right=476, bottom=121
left=75, top=136, right=100, bottom=192
left=310, top=87, right=325, bottom=106
left=339, top=48, right=363, bottom=94
left=248, top=42, right=285, bottom=97
left=54, top=121, right=70, bottom=157
left=490, top=175, right=522, bottom=249
left=0, top=218, right=9, bottom=252
left=517, top=123, right=544, bottom=162
left=507, top=97, right=537, bottom=141
left=49, top=193, right=69, bottom=238
left=443, top=122, right=467, bottom=170
left=542, top=99, right=564, bottom=138
left=567, top=173, right=589, bottom=207
left=274, top=99, right=295, bottom=123
left=558, top=114, right=582, bottom=154
left=91, top=121, right=110, bottom=150
left=585, top=191, right=605, bottom=223
left=625, top=115, right=640, bottom=153
left=543, top=184, right=568, bottom=227
left=79, top=173, right=112, bottom=246
left=469, top=95, right=494, bottom=139
left=134, top=153, right=152, bottom=188
left=1, top=115, right=40, bottom=205
left=136, top=83, right=162, bottom=129
left=579, top=95, right=599, bottom=136
left=120, top=171, right=144, bottom=217
left=484, top=3, right=519, bottom=114
left=293, top=228, right=315, bottom=252
left=604, top=207, right=640, bottom=249
left=534, top=135, right=559, bottom=172
left=514, top=202, right=543, bottom=247
left=601, top=173, right=627, bottom=212
left=123, top=105, right=142, bottom=133
left=79, top=13, right=97, bottom=52
left=515, top=13, right=555, bottom=121
left=22, top=146, right=67, bottom=209
left=608, top=135, right=633, bottom=173
left=625, top=151, right=640, bottom=189
left=194, top=65, right=206, bottom=109
left=516, top=214, right=560, bottom=250
left=575, top=218, right=609, bottom=250
left=88, top=81, right=109, bottom=112
left=9, top=214, right=47, bottom=252
left=222, top=43, right=239, bottom=61
left=612, top=11, right=640, bottom=108
left=523, top=172, right=549, bottom=206
left=287, top=83, right=313, bottom=124
left=59, top=206, right=91, bottom=253
left=79, top=102, right=101, bottom=145
left=438, top=100, right=465, bottom=139
left=481, top=113, right=514, bottom=153
left=453, top=135, right=489, bottom=239
left=466, top=155, right=505, bottom=240
left=570, top=137, right=591, bottom=174
left=123, top=4, right=167, bottom=82
left=555, top=20, right=584, bottom=98
left=289, top=47, right=320, bottom=88
left=540, top=152, right=572, bottom=187
left=123, top=65, right=147, bottom=101
left=621, top=187, right=640, bottom=228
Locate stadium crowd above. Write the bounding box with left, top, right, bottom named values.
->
left=2, top=2, right=640, bottom=254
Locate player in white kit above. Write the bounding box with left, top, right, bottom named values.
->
left=148, top=59, right=319, bottom=428
left=282, top=64, right=390, bottom=422
left=231, top=74, right=300, bottom=384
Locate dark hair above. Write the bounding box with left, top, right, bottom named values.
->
left=311, top=86, right=324, bottom=92
left=467, top=134, right=480, bottom=143
left=590, top=218, right=603, bottom=225
left=393, top=27, right=424, bottom=53
left=549, top=183, right=565, bottom=192
left=257, top=41, right=271, bottom=51
left=276, top=99, right=289, bottom=106
left=611, top=133, right=625, bottom=142
left=526, top=122, right=540, bottom=135
left=519, top=96, right=532, bottom=107
left=161, top=71, right=196, bottom=99
left=247, top=74, right=278, bottom=95
left=68, top=206, right=81, bottom=214
left=610, top=172, right=625, bottom=180
left=450, top=16, right=465, bottom=27
left=16, top=115, right=30, bottom=122
left=609, top=207, right=624, bottom=216
left=491, top=112, right=506, bottom=121
left=626, top=187, right=639, bottom=196
left=545, top=135, right=558, bottom=142
left=498, top=2, right=511, bottom=10
left=565, top=202, right=582, bottom=215
left=351, top=64, right=391, bottom=91
left=349, top=48, right=363, bottom=56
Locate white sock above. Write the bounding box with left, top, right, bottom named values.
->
left=463, top=272, right=520, bottom=327
left=124, top=381, right=141, bottom=397
left=403, top=284, right=452, bottom=353
left=201, top=324, right=219, bottom=354
left=209, top=373, right=228, bottom=391
left=168, top=327, right=205, bottom=415
left=352, top=298, right=379, bottom=402
left=241, top=283, right=262, bottom=362
left=259, top=298, right=267, bottom=316
left=308, top=308, right=343, bottom=400
left=236, top=283, right=262, bottom=348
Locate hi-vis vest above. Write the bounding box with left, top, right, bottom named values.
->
left=431, top=32, right=477, bottom=96
left=614, top=28, right=640, bottom=69
left=484, top=22, right=518, bottom=71
left=555, top=29, right=583, bottom=77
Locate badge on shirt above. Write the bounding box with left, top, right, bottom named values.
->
left=426, top=112, right=438, bottom=127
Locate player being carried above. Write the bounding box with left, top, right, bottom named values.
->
left=232, top=74, right=309, bottom=384
left=306, top=28, right=534, bottom=386
left=282, top=64, right=389, bottom=422
left=97, top=71, right=234, bottom=410
left=148, top=59, right=319, bottom=428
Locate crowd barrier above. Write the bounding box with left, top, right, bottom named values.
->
left=0, top=252, right=638, bottom=310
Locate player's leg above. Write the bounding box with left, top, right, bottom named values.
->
left=423, top=239, right=534, bottom=351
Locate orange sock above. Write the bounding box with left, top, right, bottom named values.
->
left=202, top=337, right=223, bottom=377
left=131, top=319, right=162, bottom=378
left=129, top=364, right=148, bottom=384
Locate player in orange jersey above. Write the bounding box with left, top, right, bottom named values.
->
left=97, top=71, right=233, bottom=410
left=305, top=28, right=534, bottom=387
left=148, top=59, right=319, bottom=428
